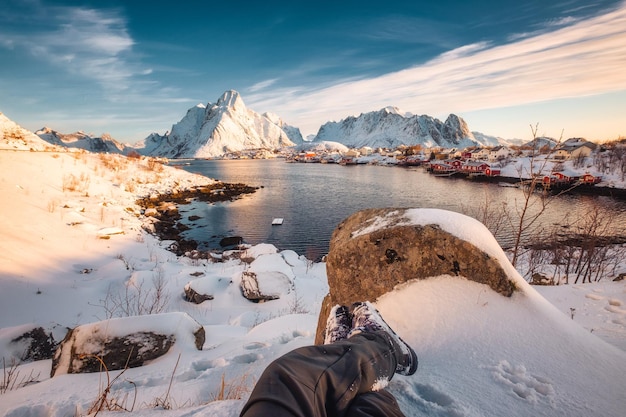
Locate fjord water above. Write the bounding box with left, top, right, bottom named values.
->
left=175, top=159, right=625, bottom=258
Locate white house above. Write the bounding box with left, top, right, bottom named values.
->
left=471, top=148, right=490, bottom=160
left=488, top=146, right=511, bottom=161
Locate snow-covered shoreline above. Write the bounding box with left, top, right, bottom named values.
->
left=1, top=144, right=626, bottom=416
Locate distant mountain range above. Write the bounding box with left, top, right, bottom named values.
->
left=313, top=107, right=509, bottom=149
left=36, top=127, right=129, bottom=154
left=3, top=90, right=529, bottom=158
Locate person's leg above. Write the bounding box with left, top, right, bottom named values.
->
left=240, top=302, right=417, bottom=417
left=346, top=390, right=407, bottom=417
left=239, top=332, right=396, bottom=417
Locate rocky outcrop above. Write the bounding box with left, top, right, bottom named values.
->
left=314, top=208, right=517, bottom=344
left=51, top=313, right=205, bottom=376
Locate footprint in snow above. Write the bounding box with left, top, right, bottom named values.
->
left=585, top=293, right=604, bottom=301
left=244, top=341, right=268, bottom=350
left=232, top=352, right=263, bottom=364
left=490, top=360, right=555, bottom=406
left=393, top=379, right=472, bottom=417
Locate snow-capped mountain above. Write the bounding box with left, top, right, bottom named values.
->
left=523, top=136, right=560, bottom=149
left=0, top=112, right=55, bottom=151
left=36, top=127, right=128, bottom=154
left=137, top=90, right=301, bottom=158
left=313, top=107, right=479, bottom=149
left=471, top=131, right=523, bottom=147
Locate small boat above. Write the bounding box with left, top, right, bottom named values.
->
left=272, top=218, right=284, bottom=225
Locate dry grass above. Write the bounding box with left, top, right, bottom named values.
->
left=62, top=173, right=91, bottom=194
left=209, top=372, right=253, bottom=402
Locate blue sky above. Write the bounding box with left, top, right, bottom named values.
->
left=1, top=0, right=625, bottom=143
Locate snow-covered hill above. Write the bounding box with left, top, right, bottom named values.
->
left=0, top=112, right=57, bottom=151
left=313, top=107, right=480, bottom=149
left=136, top=90, right=301, bottom=158
left=36, top=127, right=128, bottom=154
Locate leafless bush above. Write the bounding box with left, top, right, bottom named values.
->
left=522, top=201, right=626, bottom=284
left=287, top=293, right=310, bottom=314
left=1, top=358, right=41, bottom=394
left=96, top=268, right=170, bottom=319
left=461, top=192, right=508, bottom=238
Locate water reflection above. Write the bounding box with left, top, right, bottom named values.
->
left=175, top=159, right=626, bottom=257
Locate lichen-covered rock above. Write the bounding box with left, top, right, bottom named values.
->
left=51, top=312, right=204, bottom=376
left=315, top=208, right=517, bottom=344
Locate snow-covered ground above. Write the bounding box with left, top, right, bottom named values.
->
left=1, top=127, right=626, bottom=416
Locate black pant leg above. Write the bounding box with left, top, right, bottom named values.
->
left=240, top=332, right=397, bottom=417
left=346, top=390, right=407, bottom=417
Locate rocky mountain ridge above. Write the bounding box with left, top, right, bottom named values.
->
left=313, top=107, right=480, bottom=149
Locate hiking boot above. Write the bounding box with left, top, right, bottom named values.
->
left=349, top=301, right=418, bottom=376
left=324, top=304, right=352, bottom=344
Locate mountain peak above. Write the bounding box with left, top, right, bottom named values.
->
left=139, top=91, right=300, bottom=158
left=217, top=90, right=246, bottom=111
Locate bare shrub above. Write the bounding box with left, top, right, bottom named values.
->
left=1, top=358, right=41, bottom=394
left=96, top=267, right=170, bottom=319
left=522, top=201, right=626, bottom=285
left=461, top=192, right=508, bottom=238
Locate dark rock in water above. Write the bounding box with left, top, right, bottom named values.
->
left=314, top=208, right=517, bottom=344
left=220, top=236, right=243, bottom=247
left=51, top=313, right=205, bottom=376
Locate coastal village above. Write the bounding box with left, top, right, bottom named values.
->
left=229, top=137, right=607, bottom=190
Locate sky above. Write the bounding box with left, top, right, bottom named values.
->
left=1, top=0, right=625, bottom=144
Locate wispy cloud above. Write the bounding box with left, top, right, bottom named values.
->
left=248, top=78, right=279, bottom=92
left=248, top=2, right=626, bottom=134
left=1, top=1, right=147, bottom=94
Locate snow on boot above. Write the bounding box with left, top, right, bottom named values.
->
left=324, top=304, right=352, bottom=344
left=349, top=301, right=418, bottom=376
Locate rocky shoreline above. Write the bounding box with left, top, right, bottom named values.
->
left=136, top=181, right=258, bottom=256
left=465, top=174, right=626, bottom=200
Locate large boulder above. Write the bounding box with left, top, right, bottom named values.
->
left=51, top=312, right=204, bottom=377
left=0, top=324, right=68, bottom=363
left=314, top=208, right=517, bottom=344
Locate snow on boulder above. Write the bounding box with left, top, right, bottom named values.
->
left=239, top=270, right=292, bottom=302
left=184, top=274, right=233, bottom=304
left=0, top=323, right=68, bottom=363
left=316, top=208, right=519, bottom=343
left=241, top=243, right=279, bottom=259
left=51, top=312, right=204, bottom=377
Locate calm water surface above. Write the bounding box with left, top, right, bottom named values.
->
left=174, top=159, right=626, bottom=258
